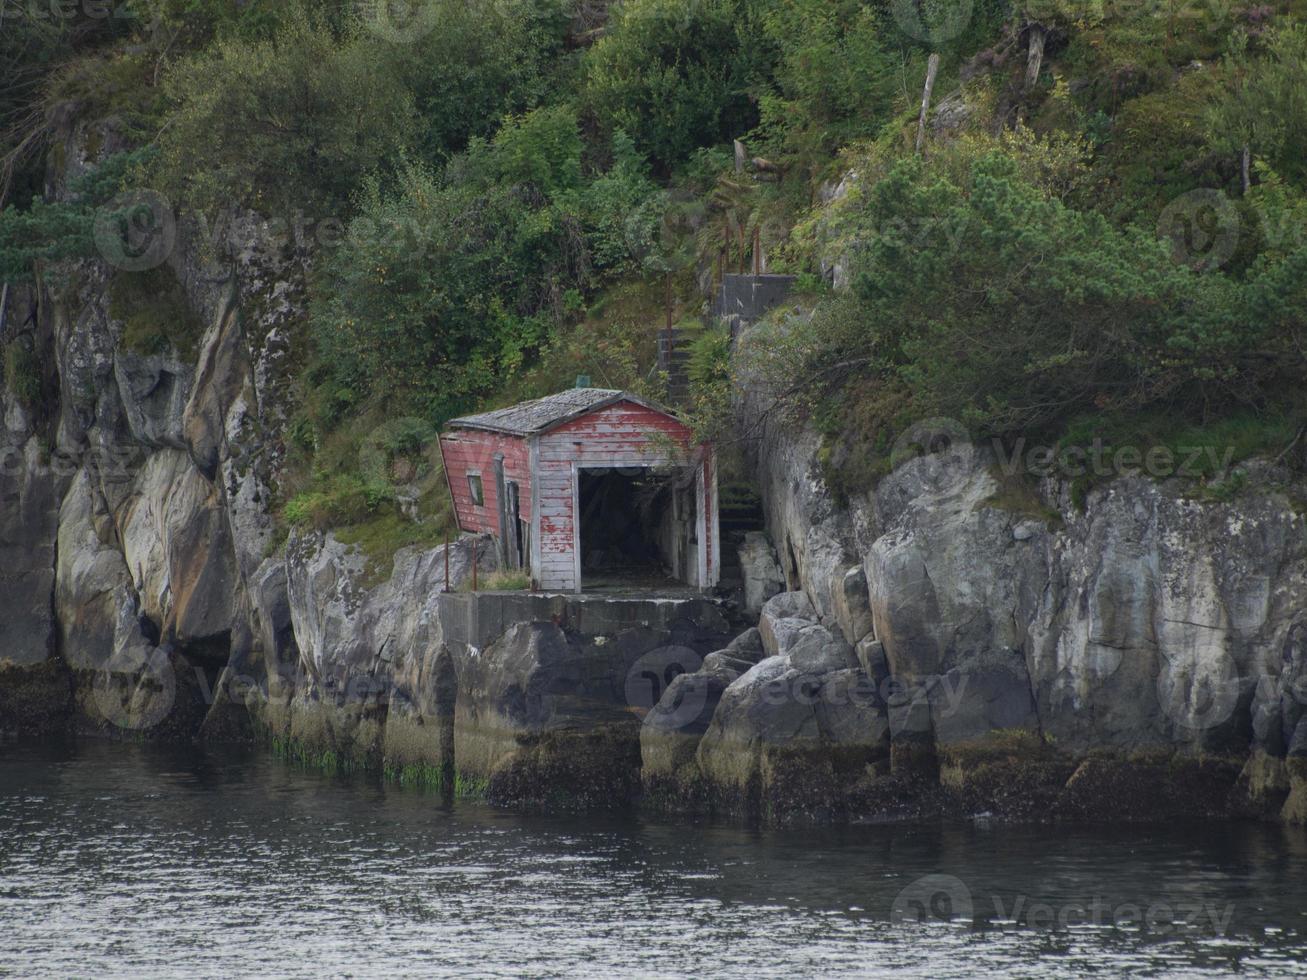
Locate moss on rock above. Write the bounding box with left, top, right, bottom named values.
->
left=0, top=658, right=72, bottom=736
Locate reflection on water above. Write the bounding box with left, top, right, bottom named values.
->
left=2, top=740, right=1306, bottom=978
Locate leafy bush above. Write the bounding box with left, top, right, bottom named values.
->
left=1208, top=23, right=1307, bottom=186
left=109, top=265, right=205, bottom=358
left=391, top=0, right=570, bottom=165
left=583, top=0, right=768, bottom=171
left=764, top=146, right=1307, bottom=469
left=480, top=569, right=531, bottom=591
left=155, top=5, right=416, bottom=214
left=3, top=339, right=42, bottom=407
left=0, top=149, right=153, bottom=282
left=283, top=474, right=394, bottom=529
left=753, top=0, right=900, bottom=160
left=309, top=151, right=581, bottom=421
left=581, top=130, right=661, bottom=271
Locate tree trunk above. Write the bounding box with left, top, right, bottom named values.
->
left=916, top=53, right=941, bottom=156
left=1241, top=144, right=1251, bottom=196
left=1025, top=24, right=1046, bottom=89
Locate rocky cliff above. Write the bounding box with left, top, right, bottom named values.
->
left=4, top=120, right=1306, bottom=827
left=655, top=373, right=1307, bottom=824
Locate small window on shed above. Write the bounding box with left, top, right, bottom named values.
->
left=467, top=473, right=484, bottom=507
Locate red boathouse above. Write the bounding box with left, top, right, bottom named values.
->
left=438, top=388, right=719, bottom=593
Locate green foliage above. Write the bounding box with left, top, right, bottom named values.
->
left=769, top=143, right=1307, bottom=483
left=284, top=473, right=394, bottom=530
left=155, top=5, right=416, bottom=214
left=18, top=0, right=1307, bottom=540
left=686, top=325, right=731, bottom=387
left=754, top=0, right=900, bottom=160
left=0, top=149, right=152, bottom=282
left=489, top=105, right=584, bottom=197
left=581, top=130, right=662, bottom=271
left=3, top=338, right=42, bottom=407
left=480, top=569, right=531, bottom=591
left=109, top=264, right=204, bottom=358
left=583, top=0, right=769, bottom=171
left=309, top=157, right=573, bottom=421
left=391, top=0, right=571, bottom=165
left=1207, top=23, right=1307, bottom=185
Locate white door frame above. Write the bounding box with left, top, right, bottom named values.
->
left=571, top=462, right=702, bottom=593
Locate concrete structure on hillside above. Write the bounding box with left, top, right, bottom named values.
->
left=439, top=388, right=719, bottom=593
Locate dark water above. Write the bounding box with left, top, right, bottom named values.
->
left=2, top=742, right=1306, bottom=978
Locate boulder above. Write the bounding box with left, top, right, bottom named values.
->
left=786, top=624, right=857, bottom=674
left=726, top=626, right=766, bottom=663
left=831, top=564, right=875, bottom=644
left=695, top=655, right=888, bottom=818
left=758, top=590, right=816, bottom=659
left=641, top=659, right=742, bottom=778
left=737, top=531, right=784, bottom=616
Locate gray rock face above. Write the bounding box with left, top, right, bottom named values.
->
left=0, top=438, right=66, bottom=667
left=831, top=565, right=874, bottom=644
left=741, top=397, right=1307, bottom=820
left=646, top=595, right=889, bottom=814
left=695, top=653, right=888, bottom=804
left=738, top=531, right=784, bottom=616
left=119, top=448, right=238, bottom=645
left=758, top=590, right=815, bottom=658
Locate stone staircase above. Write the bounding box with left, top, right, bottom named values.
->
left=715, top=481, right=766, bottom=610
left=656, top=325, right=699, bottom=403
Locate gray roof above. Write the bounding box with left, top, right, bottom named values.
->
left=445, top=388, right=673, bottom=437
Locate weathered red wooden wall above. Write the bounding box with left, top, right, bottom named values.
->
left=438, top=430, right=532, bottom=535
left=534, top=400, right=716, bottom=592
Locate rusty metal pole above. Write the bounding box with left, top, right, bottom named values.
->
left=753, top=226, right=761, bottom=275
left=665, top=273, right=673, bottom=331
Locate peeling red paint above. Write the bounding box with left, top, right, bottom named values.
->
left=441, top=397, right=717, bottom=592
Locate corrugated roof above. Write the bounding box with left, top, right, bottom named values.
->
left=445, top=388, right=673, bottom=437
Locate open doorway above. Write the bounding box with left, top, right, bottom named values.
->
left=577, top=466, right=699, bottom=590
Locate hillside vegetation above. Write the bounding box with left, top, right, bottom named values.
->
left=3, top=0, right=1306, bottom=539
